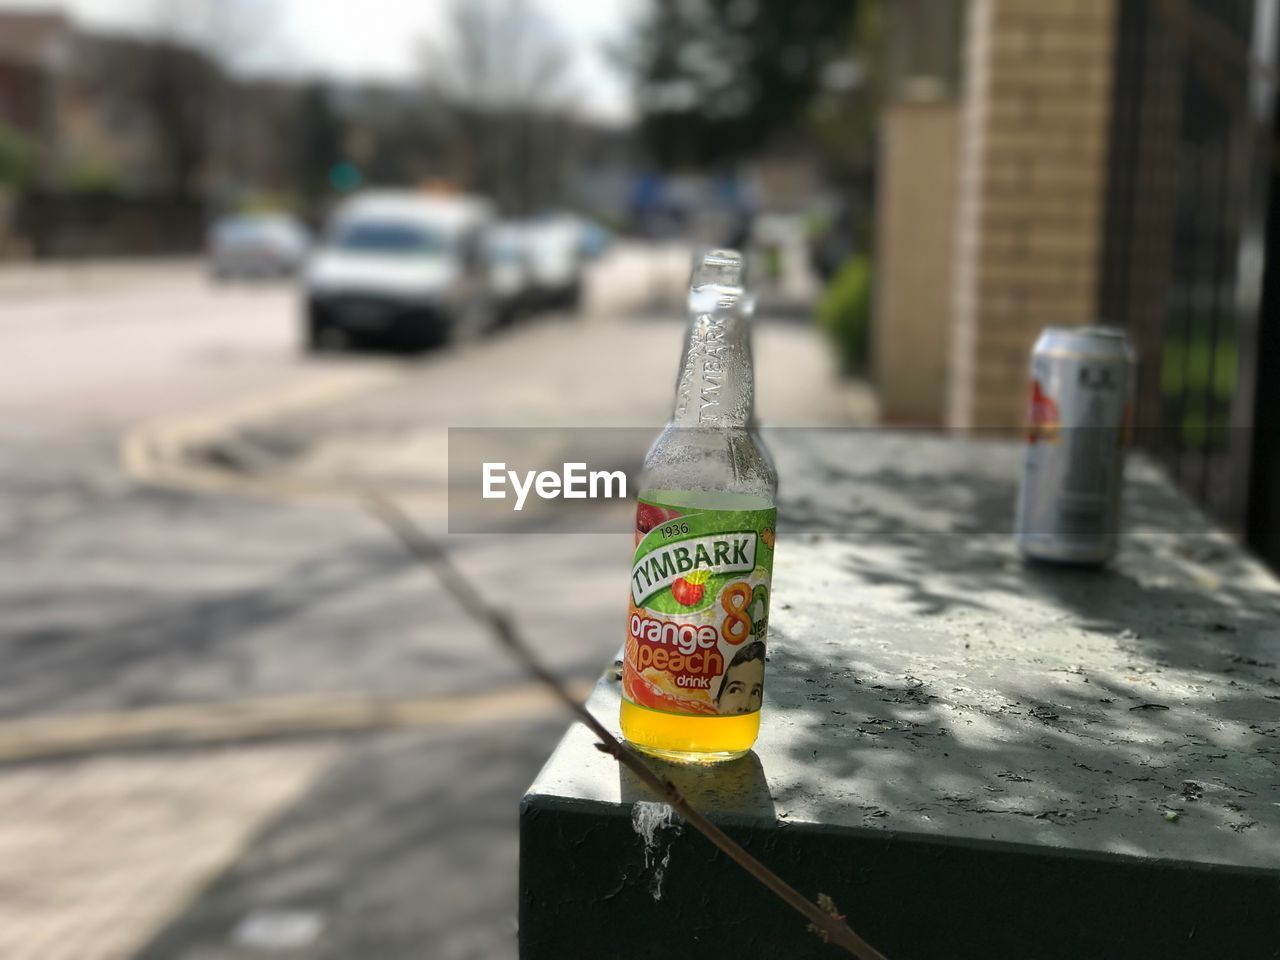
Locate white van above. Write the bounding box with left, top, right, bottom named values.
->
left=303, top=191, right=495, bottom=351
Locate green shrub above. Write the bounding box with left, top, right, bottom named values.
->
left=816, top=254, right=871, bottom=375
left=0, top=122, right=33, bottom=188
left=762, top=244, right=783, bottom=283
left=66, top=155, right=120, bottom=196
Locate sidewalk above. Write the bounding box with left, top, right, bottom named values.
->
left=148, top=292, right=875, bottom=498
left=0, top=257, right=205, bottom=302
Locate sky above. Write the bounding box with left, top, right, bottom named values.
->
left=0, top=0, right=645, bottom=123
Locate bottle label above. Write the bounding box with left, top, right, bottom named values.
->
left=623, top=497, right=776, bottom=718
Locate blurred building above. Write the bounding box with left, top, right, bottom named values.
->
left=562, top=123, right=638, bottom=226
left=0, top=7, right=640, bottom=253
left=216, top=78, right=310, bottom=203
left=0, top=11, right=71, bottom=188
left=0, top=10, right=215, bottom=194
left=0, top=11, right=218, bottom=255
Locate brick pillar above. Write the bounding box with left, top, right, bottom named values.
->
left=873, top=0, right=964, bottom=425
left=874, top=97, right=960, bottom=424
left=947, top=0, right=1118, bottom=429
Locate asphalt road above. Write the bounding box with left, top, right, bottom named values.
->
left=0, top=261, right=636, bottom=718
left=0, top=261, right=614, bottom=959
left=0, top=262, right=396, bottom=536
left=0, top=261, right=393, bottom=424
left=0, top=252, right=863, bottom=959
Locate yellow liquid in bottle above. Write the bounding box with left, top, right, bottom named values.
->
left=623, top=489, right=771, bottom=763
left=620, top=701, right=760, bottom=763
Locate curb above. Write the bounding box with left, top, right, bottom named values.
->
left=119, top=364, right=413, bottom=502
left=0, top=681, right=593, bottom=764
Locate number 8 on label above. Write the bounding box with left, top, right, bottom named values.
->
left=721, top=582, right=753, bottom=645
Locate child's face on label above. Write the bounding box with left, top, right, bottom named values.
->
left=717, top=657, right=764, bottom=715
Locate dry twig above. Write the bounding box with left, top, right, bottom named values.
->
left=368, top=494, right=888, bottom=960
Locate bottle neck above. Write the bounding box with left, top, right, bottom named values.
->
left=671, top=254, right=755, bottom=428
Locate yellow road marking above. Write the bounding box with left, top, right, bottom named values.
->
left=119, top=364, right=434, bottom=503
left=0, top=681, right=594, bottom=763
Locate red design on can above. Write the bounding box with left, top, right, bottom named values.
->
left=1027, top=379, right=1061, bottom=444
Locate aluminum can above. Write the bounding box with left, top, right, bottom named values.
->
left=1016, top=325, right=1136, bottom=564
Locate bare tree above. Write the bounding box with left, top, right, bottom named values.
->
left=420, top=0, right=579, bottom=213
left=137, top=0, right=275, bottom=196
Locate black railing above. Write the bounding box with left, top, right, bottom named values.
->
left=1101, top=0, right=1279, bottom=571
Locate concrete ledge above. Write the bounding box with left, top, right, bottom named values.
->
left=520, top=432, right=1280, bottom=959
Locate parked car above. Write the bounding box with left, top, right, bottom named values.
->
left=575, top=218, right=613, bottom=260
left=208, top=213, right=310, bottom=280
left=521, top=218, right=584, bottom=313
left=303, top=191, right=495, bottom=351
left=485, top=223, right=535, bottom=325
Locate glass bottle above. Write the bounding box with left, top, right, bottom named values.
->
left=620, top=249, right=778, bottom=762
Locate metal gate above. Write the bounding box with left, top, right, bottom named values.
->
left=1100, top=0, right=1280, bottom=569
